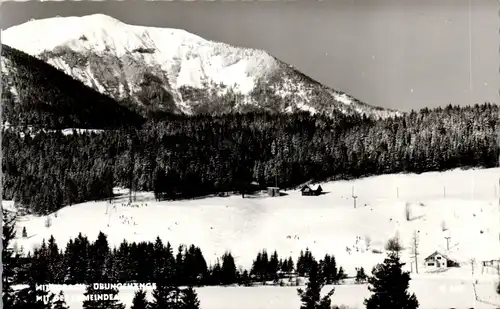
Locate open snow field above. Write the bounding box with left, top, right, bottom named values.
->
left=7, top=167, right=500, bottom=308
left=34, top=276, right=500, bottom=309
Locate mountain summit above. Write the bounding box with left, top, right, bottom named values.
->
left=2, top=14, right=398, bottom=118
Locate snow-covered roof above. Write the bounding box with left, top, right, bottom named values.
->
left=301, top=184, right=322, bottom=191
left=424, top=251, right=450, bottom=261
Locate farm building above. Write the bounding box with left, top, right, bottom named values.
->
left=300, top=185, right=323, bottom=196
left=481, top=259, right=500, bottom=274
left=482, top=259, right=500, bottom=267
left=424, top=251, right=459, bottom=269
left=267, top=187, right=280, bottom=197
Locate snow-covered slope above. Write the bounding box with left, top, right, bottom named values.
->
left=2, top=14, right=399, bottom=118
left=7, top=167, right=500, bottom=278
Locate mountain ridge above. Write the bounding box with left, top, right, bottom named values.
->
left=2, top=14, right=401, bottom=119
left=1, top=43, right=144, bottom=129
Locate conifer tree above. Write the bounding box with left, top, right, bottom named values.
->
left=72, top=233, right=91, bottom=283
left=3, top=209, right=19, bottom=308
left=52, top=291, right=69, bottom=309
left=296, top=250, right=306, bottom=276
left=115, top=240, right=131, bottom=282
left=180, top=286, right=201, bottom=309
left=175, top=245, right=185, bottom=285
left=209, top=259, right=222, bottom=285
left=269, top=251, right=280, bottom=280
left=182, top=245, right=196, bottom=285
left=320, top=254, right=337, bottom=284
left=31, top=239, right=50, bottom=284
left=130, top=289, right=149, bottom=309
left=364, top=252, right=419, bottom=309
left=335, top=267, right=347, bottom=284
left=251, top=250, right=268, bottom=282
left=47, top=235, right=62, bottom=283
left=240, top=270, right=252, bottom=286
left=193, top=246, right=208, bottom=285
left=87, top=232, right=111, bottom=282
left=285, top=257, right=295, bottom=274
left=221, top=252, right=238, bottom=285
left=164, top=242, right=177, bottom=280
left=297, top=248, right=315, bottom=277
left=149, top=279, right=183, bottom=309
left=62, top=239, right=76, bottom=284
left=297, top=260, right=335, bottom=309
left=355, top=267, right=367, bottom=284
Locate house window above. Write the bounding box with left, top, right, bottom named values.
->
left=436, top=256, right=441, bottom=260
left=427, top=262, right=435, bottom=266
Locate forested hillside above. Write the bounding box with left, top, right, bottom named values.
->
left=3, top=104, right=498, bottom=215
left=1, top=44, right=144, bottom=129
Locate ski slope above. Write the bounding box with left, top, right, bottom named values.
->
left=6, top=167, right=500, bottom=308
left=10, top=167, right=500, bottom=272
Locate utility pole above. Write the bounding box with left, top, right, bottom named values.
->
left=412, top=230, right=419, bottom=274
left=352, top=186, right=358, bottom=209
left=445, top=236, right=451, bottom=251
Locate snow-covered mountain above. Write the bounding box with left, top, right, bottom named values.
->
left=2, top=14, right=400, bottom=118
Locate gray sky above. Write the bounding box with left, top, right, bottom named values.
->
left=1, top=0, right=498, bottom=111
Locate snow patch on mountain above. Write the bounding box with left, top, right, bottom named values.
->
left=333, top=93, right=353, bottom=105
left=3, top=14, right=275, bottom=94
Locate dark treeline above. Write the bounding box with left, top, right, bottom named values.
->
left=12, top=231, right=346, bottom=287
left=3, top=103, right=498, bottom=215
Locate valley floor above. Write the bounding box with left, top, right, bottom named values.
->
left=27, top=272, right=500, bottom=309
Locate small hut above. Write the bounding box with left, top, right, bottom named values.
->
left=267, top=187, right=280, bottom=197
left=301, top=185, right=323, bottom=196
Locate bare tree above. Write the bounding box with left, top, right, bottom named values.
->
left=410, top=230, right=419, bottom=274
left=385, top=232, right=403, bottom=257
left=470, top=258, right=476, bottom=276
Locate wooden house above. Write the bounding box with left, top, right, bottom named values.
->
left=301, top=185, right=323, bottom=196
left=424, top=251, right=459, bottom=268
